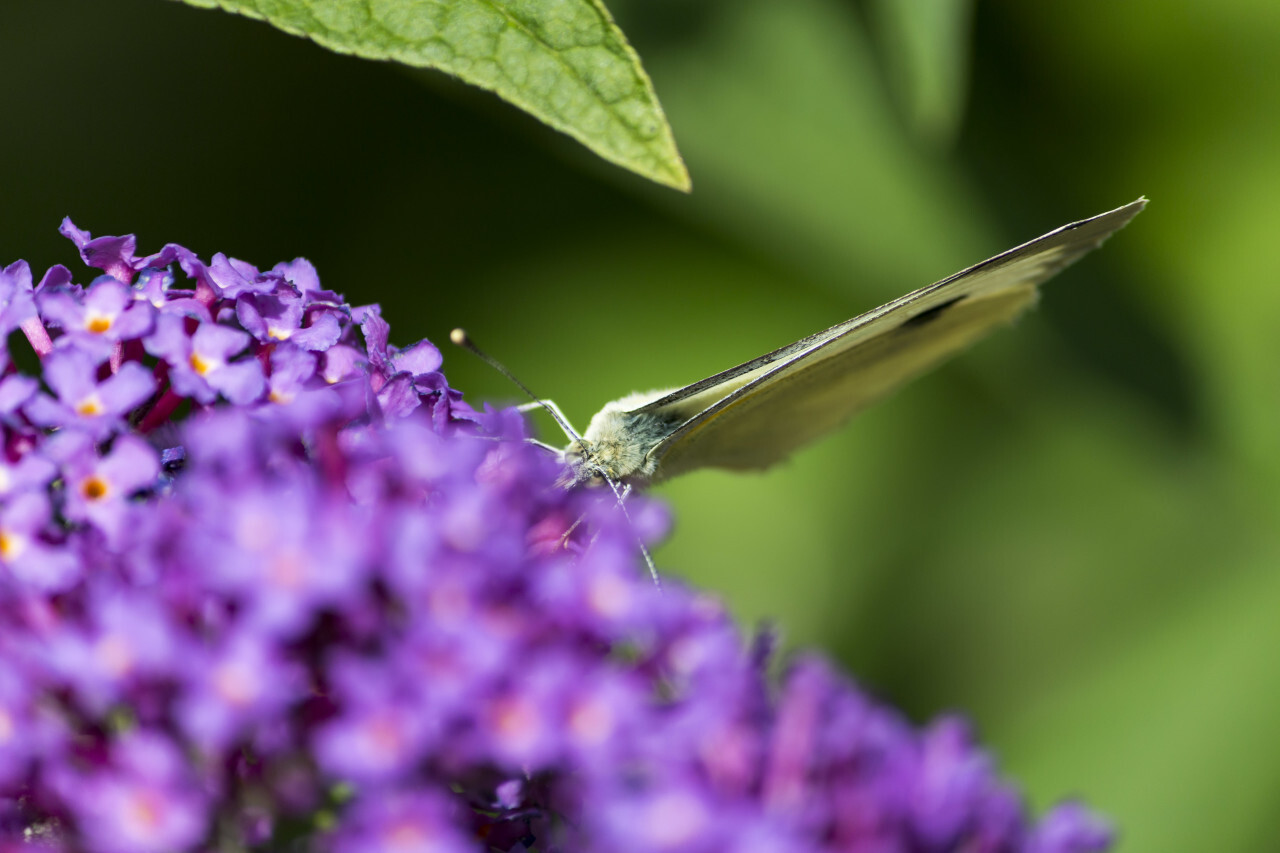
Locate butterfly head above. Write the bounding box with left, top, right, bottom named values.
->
left=561, top=439, right=609, bottom=488
left=562, top=396, right=678, bottom=488
left=563, top=434, right=651, bottom=488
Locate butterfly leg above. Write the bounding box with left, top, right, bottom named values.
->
left=558, top=514, right=586, bottom=550
left=526, top=438, right=562, bottom=455
left=514, top=399, right=580, bottom=442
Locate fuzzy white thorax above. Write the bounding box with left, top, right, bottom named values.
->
left=565, top=388, right=681, bottom=486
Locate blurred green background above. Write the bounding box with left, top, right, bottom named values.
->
left=4, top=1, right=1279, bottom=849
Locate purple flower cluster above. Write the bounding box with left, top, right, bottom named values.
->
left=0, top=222, right=1115, bottom=853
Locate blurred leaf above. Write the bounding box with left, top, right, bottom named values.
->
left=630, top=0, right=990, bottom=297
left=166, top=0, right=689, bottom=190
left=868, top=0, right=973, bottom=147
left=1000, top=516, right=1280, bottom=853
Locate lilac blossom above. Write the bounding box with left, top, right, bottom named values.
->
left=39, top=591, right=181, bottom=715
left=172, top=628, right=302, bottom=753
left=204, top=253, right=279, bottom=299
left=0, top=660, right=58, bottom=788
left=236, top=286, right=342, bottom=350
left=0, top=355, right=39, bottom=422
left=0, top=491, right=80, bottom=591
left=47, top=432, right=160, bottom=546
left=24, top=348, right=155, bottom=439
left=50, top=731, right=208, bottom=853
left=0, top=221, right=1116, bottom=853
left=0, top=261, right=38, bottom=336
left=0, top=447, right=56, bottom=499
left=59, top=218, right=141, bottom=284
left=144, top=313, right=264, bottom=404
left=38, top=275, right=155, bottom=344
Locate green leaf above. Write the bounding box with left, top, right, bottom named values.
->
left=868, top=0, right=973, bottom=148
left=165, top=0, right=689, bottom=190
left=631, top=0, right=987, bottom=293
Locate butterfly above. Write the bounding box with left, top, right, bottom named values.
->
left=549, top=199, right=1146, bottom=489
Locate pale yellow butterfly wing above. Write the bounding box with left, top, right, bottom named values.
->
left=640, top=198, right=1146, bottom=482
left=651, top=287, right=1034, bottom=479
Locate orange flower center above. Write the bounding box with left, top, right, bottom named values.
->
left=81, top=476, right=109, bottom=500
left=76, top=395, right=104, bottom=417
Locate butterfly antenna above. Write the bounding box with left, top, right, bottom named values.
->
left=450, top=328, right=581, bottom=441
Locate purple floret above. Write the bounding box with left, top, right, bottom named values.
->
left=0, top=221, right=1116, bottom=853
left=24, top=348, right=155, bottom=439
left=49, top=431, right=160, bottom=546
left=144, top=314, right=264, bottom=405
left=58, top=218, right=141, bottom=284
left=0, top=262, right=39, bottom=337
left=38, top=275, right=156, bottom=344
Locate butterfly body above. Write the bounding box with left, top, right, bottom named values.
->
left=568, top=390, right=683, bottom=484
left=561, top=199, right=1146, bottom=488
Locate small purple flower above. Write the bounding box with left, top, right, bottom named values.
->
left=364, top=312, right=442, bottom=382
left=363, top=313, right=442, bottom=419
left=144, top=314, right=264, bottom=404
left=35, top=264, right=74, bottom=293
left=532, top=528, right=663, bottom=636
left=137, top=241, right=202, bottom=279
left=560, top=668, right=646, bottom=765
left=329, top=791, right=474, bottom=853
left=232, top=288, right=291, bottom=343
left=1028, top=802, right=1115, bottom=853
left=236, top=286, right=342, bottom=350
left=257, top=345, right=349, bottom=430
left=319, top=343, right=365, bottom=384
left=133, top=268, right=174, bottom=307
left=24, top=348, right=155, bottom=439
left=39, top=275, right=156, bottom=343
left=472, top=666, right=568, bottom=771
left=193, top=485, right=365, bottom=636
left=0, top=449, right=57, bottom=499
left=270, top=257, right=322, bottom=296
left=0, top=660, right=58, bottom=788
left=48, top=432, right=160, bottom=545
left=204, top=253, right=278, bottom=299
left=592, top=785, right=721, bottom=853
left=0, top=261, right=39, bottom=336
left=41, top=591, right=180, bottom=714
left=59, top=219, right=142, bottom=284
left=314, top=654, right=439, bottom=784
left=0, top=492, right=79, bottom=591
left=264, top=344, right=318, bottom=404
left=56, top=732, right=208, bottom=853
left=174, top=629, right=300, bottom=753
left=911, top=717, right=999, bottom=845
left=134, top=267, right=212, bottom=322
left=0, top=370, right=39, bottom=422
